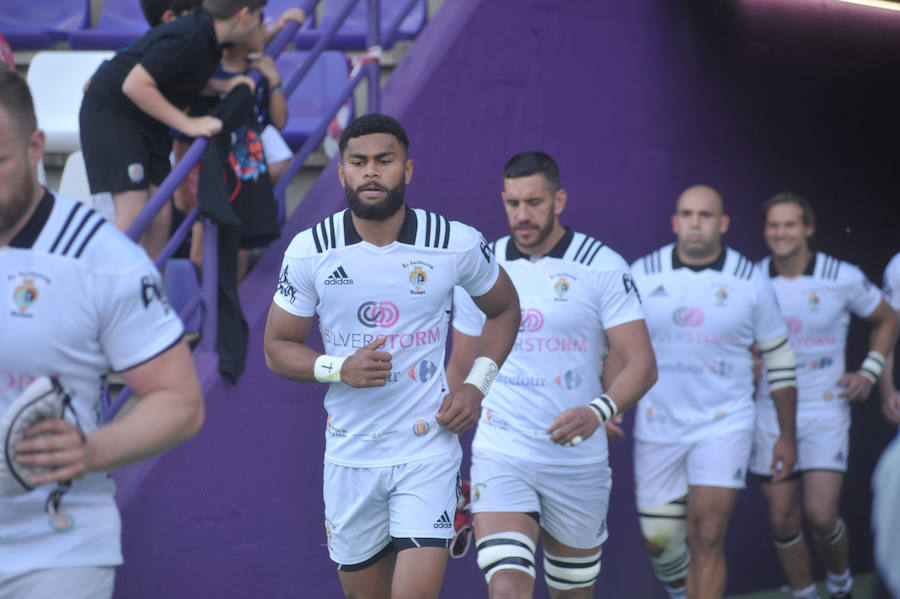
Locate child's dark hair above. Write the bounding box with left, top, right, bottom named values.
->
left=339, top=113, right=410, bottom=156
left=202, top=0, right=267, bottom=20
left=140, top=0, right=203, bottom=27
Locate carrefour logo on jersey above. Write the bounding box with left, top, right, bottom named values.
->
left=357, top=301, right=400, bottom=328
left=519, top=308, right=544, bottom=333
left=809, top=356, right=834, bottom=370
left=672, top=306, right=705, bottom=328
left=554, top=369, right=582, bottom=389
left=709, top=360, right=733, bottom=376
left=408, top=359, right=438, bottom=383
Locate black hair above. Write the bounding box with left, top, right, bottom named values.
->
left=339, top=113, right=409, bottom=156
left=202, top=0, right=266, bottom=20
left=0, top=68, right=36, bottom=142
left=763, top=191, right=816, bottom=228
left=503, top=151, right=560, bottom=193
left=140, top=0, right=203, bottom=26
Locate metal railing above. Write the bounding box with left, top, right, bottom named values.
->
left=104, top=0, right=423, bottom=420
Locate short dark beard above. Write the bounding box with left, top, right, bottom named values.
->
left=346, top=179, right=405, bottom=221
left=0, top=164, right=34, bottom=237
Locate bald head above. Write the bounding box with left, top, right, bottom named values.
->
left=676, top=185, right=724, bottom=215
left=672, top=184, right=729, bottom=265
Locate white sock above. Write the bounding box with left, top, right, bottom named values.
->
left=792, top=583, right=819, bottom=599
left=826, top=567, right=852, bottom=595
left=664, top=583, right=687, bottom=599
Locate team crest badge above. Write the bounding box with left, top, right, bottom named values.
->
left=715, top=287, right=728, bottom=305
left=409, top=265, right=427, bottom=291
left=413, top=419, right=430, bottom=436
left=13, top=279, right=38, bottom=314
left=127, top=162, right=144, bottom=184
left=808, top=292, right=820, bottom=311
left=553, top=277, right=569, bottom=300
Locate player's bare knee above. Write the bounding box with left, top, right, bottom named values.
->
left=639, top=501, right=690, bottom=582
left=811, top=516, right=845, bottom=545
left=543, top=549, right=602, bottom=593
left=690, top=514, right=728, bottom=552
left=476, top=532, right=536, bottom=588
left=769, top=509, right=803, bottom=537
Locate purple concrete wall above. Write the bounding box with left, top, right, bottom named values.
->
left=113, top=1, right=900, bottom=597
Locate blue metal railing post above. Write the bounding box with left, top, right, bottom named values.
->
left=367, top=0, right=381, bottom=114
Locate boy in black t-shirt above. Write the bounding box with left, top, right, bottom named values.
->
left=79, top=0, right=266, bottom=259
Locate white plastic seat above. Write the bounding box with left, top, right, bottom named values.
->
left=25, top=50, right=114, bottom=154
left=58, top=150, right=114, bottom=219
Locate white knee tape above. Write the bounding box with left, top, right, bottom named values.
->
left=475, top=532, right=536, bottom=583
left=543, top=549, right=602, bottom=591
left=639, top=500, right=690, bottom=583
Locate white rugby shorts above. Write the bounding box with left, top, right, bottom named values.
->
left=323, top=452, right=461, bottom=568
left=0, top=567, right=114, bottom=599
left=469, top=449, right=611, bottom=549
left=634, top=430, right=752, bottom=509
left=750, top=408, right=849, bottom=476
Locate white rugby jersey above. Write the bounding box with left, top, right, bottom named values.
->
left=0, top=191, right=184, bottom=575
left=632, top=244, right=787, bottom=444
left=884, top=252, right=900, bottom=311
left=273, top=206, right=499, bottom=468
left=452, top=230, right=644, bottom=465
left=755, top=253, right=883, bottom=421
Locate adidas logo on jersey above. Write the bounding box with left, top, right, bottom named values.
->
left=433, top=510, right=453, bottom=529
left=834, top=451, right=845, bottom=463
left=325, top=266, right=354, bottom=285
left=733, top=468, right=744, bottom=481
left=650, top=285, right=668, bottom=297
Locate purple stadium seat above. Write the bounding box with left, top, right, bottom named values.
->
left=69, top=0, right=149, bottom=50
left=276, top=50, right=352, bottom=151
left=163, top=258, right=204, bottom=333
left=293, top=0, right=426, bottom=50
left=0, top=0, right=90, bottom=50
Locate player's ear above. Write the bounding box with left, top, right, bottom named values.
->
left=671, top=212, right=679, bottom=235
left=553, top=188, right=567, bottom=217
left=337, top=162, right=345, bottom=187
left=719, top=213, right=731, bottom=235
left=28, top=129, right=45, bottom=171
left=404, top=158, right=413, bottom=184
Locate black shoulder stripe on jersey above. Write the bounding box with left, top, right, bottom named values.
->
left=585, top=241, right=605, bottom=266
left=312, top=224, right=323, bottom=253
left=575, top=237, right=598, bottom=264
left=73, top=217, right=105, bottom=258
left=733, top=256, right=745, bottom=277
left=328, top=213, right=337, bottom=250
left=657, top=248, right=664, bottom=272
left=433, top=213, right=442, bottom=248
left=574, top=235, right=590, bottom=262
left=49, top=202, right=83, bottom=253
left=741, top=257, right=753, bottom=279
left=421, top=211, right=450, bottom=248
left=319, top=219, right=330, bottom=250
left=820, top=255, right=840, bottom=281
left=61, top=208, right=97, bottom=256
left=490, top=240, right=497, bottom=254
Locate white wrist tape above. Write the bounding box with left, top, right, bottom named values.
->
left=588, top=394, right=618, bottom=423
left=314, top=355, right=346, bottom=383
left=464, top=357, right=499, bottom=396
left=858, top=351, right=885, bottom=385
